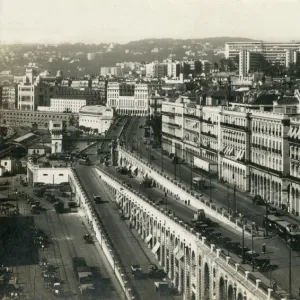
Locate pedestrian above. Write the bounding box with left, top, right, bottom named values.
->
left=42, top=244, right=45, bottom=251
left=262, top=243, right=266, bottom=254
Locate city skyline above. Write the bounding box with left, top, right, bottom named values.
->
left=0, top=0, right=300, bottom=44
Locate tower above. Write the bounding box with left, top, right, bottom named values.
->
left=49, top=120, right=63, bottom=154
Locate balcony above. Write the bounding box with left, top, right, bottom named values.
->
left=200, top=117, right=212, bottom=124
left=200, top=143, right=217, bottom=153
left=183, top=113, right=199, bottom=120
left=251, top=144, right=282, bottom=155
left=220, top=122, right=249, bottom=132
left=161, top=111, right=175, bottom=117
left=162, top=132, right=182, bottom=141
left=165, top=122, right=181, bottom=128
left=248, top=162, right=285, bottom=177
left=288, top=136, right=300, bottom=144
left=201, top=131, right=217, bottom=138
left=289, top=175, right=300, bottom=184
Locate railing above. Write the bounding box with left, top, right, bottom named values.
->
left=201, top=131, right=217, bottom=138
left=248, top=162, right=285, bottom=177
left=98, top=150, right=286, bottom=299
left=183, top=113, right=199, bottom=120
left=220, top=122, right=249, bottom=132
left=70, top=168, right=138, bottom=300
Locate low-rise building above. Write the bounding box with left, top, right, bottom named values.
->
left=0, top=157, right=17, bottom=174
left=79, top=105, right=114, bottom=134
left=50, top=98, right=86, bottom=113
left=28, top=144, right=51, bottom=156
left=0, top=109, right=77, bottom=129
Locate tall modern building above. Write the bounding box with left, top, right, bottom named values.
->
left=239, top=50, right=262, bottom=77
left=107, top=82, right=150, bottom=116
left=225, top=42, right=300, bottom=67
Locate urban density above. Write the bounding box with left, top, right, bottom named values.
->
left=2, top=17, right=300, bottom=300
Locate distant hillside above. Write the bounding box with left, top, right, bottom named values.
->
left=0, top=37, right=259, bottom=77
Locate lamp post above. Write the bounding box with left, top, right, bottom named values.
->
left=288, top=239, right=292, bottom=300
left=190, top=159, right=193, bottom=190
left=265, top=200, right=269, bottom=238
left=209, top=173, right=212, bottom=202
left=227, top=183, right=230, bottom=214
left=251, top=222, right=255, bottom=272
left=233, top=183, right=237, bottom=215
left=161, top=145, right=164, bottom=172
left=241, top=218, right=246, bottom=264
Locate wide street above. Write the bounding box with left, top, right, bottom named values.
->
left=75, top=164, right=181, bottom=300
left=2, top=178, right=124, bottom=300
left=106, top=116, right=299, bottom=297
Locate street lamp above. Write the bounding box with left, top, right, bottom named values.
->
left=209, top=173, right=212, bottom=202
left=287, top=239, right=292, bottom=300
left=265, top=200, right=269, bottom=238
left=241, top=218, right=246, bottom=264
left=190, top=159, right=193, bottom=190
left=251, top=222, right=255, bottom=272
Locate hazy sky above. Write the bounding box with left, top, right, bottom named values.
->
left=0, top=0, right=299, bottom=44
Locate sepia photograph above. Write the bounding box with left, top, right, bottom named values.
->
left=0, top=0, right=300, bottom=299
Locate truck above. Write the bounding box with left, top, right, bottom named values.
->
left=191, top=209, right=212, bottom=227
left=193, top=157, right=218, bottom=174
left=54, top=201, right=64, bottom=213
left=140, top=177, right=152, bottom=188
left=72, top=257, right=95, bottom=295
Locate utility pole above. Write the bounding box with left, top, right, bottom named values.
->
left=289, top=240, right=292, bottom=300
left=209, top=173, right=212, bottom=202
left=265, top=201, right=269, bottom=238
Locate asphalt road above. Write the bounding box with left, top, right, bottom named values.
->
left=114, top=116, right=300, bottom=298
left=75, top=165, right=177, bottom=300
left=3, top=178, right=124, bottom=300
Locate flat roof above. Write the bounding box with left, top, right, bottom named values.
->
left=13, top=132, right=36, bottom=143
left=80, top=105, right=113, bottom=114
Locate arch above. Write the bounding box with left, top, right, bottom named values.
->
left=219, top=277, right=225, bottom=300
left=237, top=292, right=244, bottom=300
left=228, top=285, right=234, bottom=300
left=204, top=263, right=210, bottom=300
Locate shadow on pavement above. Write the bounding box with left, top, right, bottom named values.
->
left=0, top=216, right=39, bottom=266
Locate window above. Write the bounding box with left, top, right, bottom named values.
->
left=59, top=174, right=63, bottom=176
left=43, top=174, right=48, bottom=176
left=4, top=162, right=7, bottom=166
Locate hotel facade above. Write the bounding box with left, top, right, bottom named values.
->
left=161, top=94, right=300, bottom=216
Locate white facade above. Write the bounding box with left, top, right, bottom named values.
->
left=225, top=41, right=300, bottom=66
left=107, top=82, right=150, bottom=116
left=79, top=105, right=114, bottom=134
left=145, top=63, right=155, bottom=77
left=50, top=98, right=86, bottom=113
left=49, top=120, right=63, bottom=154
left=0, top=157, right=17, bottom=174
left=27, top=162, right=69, bottom=185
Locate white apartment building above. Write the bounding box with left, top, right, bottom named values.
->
left=167, top=62, right=180, bottom=78
left=250, top=111, right=290, bottom=209
left=225, top=42, right=300, bottom=66
left=220, top=108, right=251, bottom=191
left=238, top=50, right=261, bottom=77
left=107, top=82, right=150, bottom=116
left=79, top=105, right=114, bottom=134
left=145, top=63, right=155, bottom=77
left=162, top=101, right=296, bottom=201
left=50, top=98, right=86, bottom=113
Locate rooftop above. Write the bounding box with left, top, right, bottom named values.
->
left=13, top=132, right=36, bottom=143
left=79, top=105, right=113, bottom=115
left=28, top=144, right=51, bottom=150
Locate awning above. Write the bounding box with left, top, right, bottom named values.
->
left=287, top=127, right=293, bottom=137
left=173, top=245, right=179, bottom=255
left=239, top=150, right=245, bottom=160
left=145, top=234, right=152, bottom=243
left=152, top=242, right=160, bottom=254
left=290, top=127, right=297, bottom=138
left=175, top=250, right=185, bottom=261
